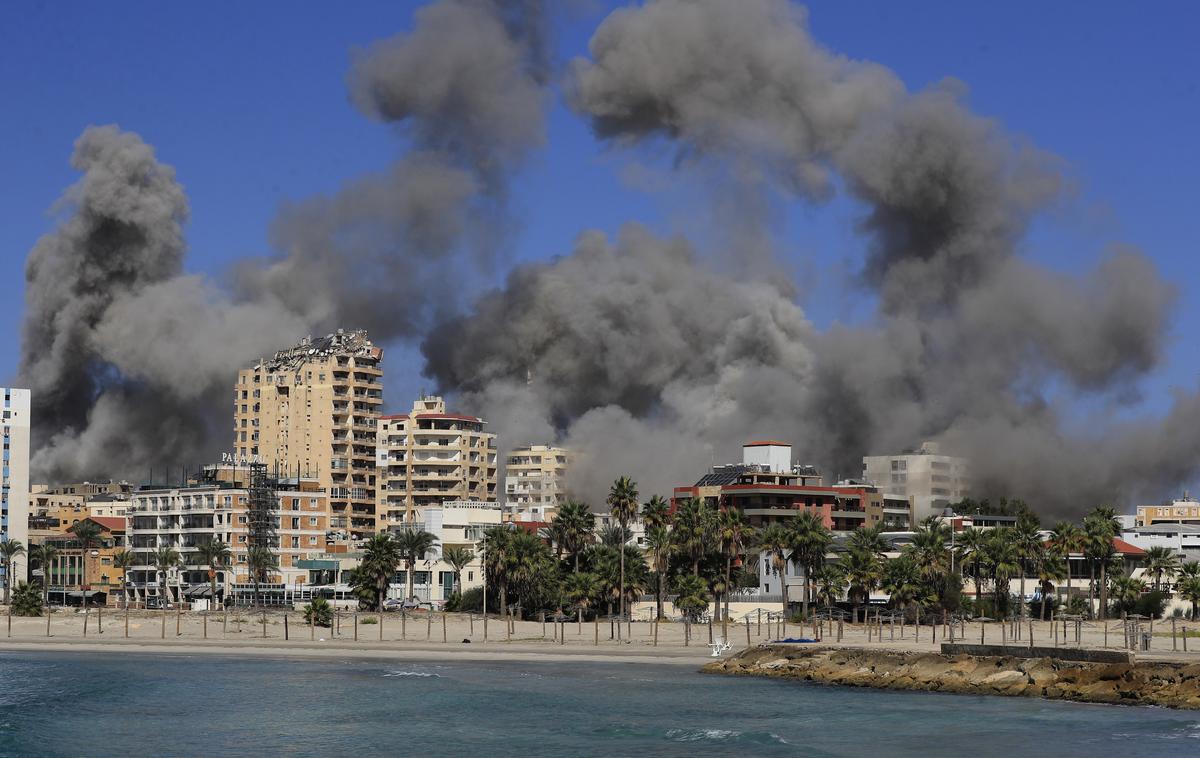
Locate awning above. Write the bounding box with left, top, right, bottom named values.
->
left=296, top=559, right=342, bottom=571
left=66, top=590, right=104, bottom=598
left=185, top=586, right=214, bottom=597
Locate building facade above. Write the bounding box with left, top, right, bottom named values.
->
left=126, top=473, right=329, bottom=604
left=395, top=500, right=499, bottom=603
left=376, top=396, right=498, bottom=528
left=234, top=330, right=383, bottom=542
left=1, top=388, right=30, bottom=590
left=504, top=444, right=571, bottom=522
left=1136, top=497, right=1200, bottom=527
left=41, top=516, right=127, bottom=606
left=862, top=441, right=970, bottom=521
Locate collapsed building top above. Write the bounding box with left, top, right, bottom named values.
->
left=253, top=329, right=382, bottom=373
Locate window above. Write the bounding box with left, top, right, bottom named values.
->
left=309, top=517, right=318, bottom=526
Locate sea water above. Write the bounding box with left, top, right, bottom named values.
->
left=0, top=652, right=1196, bottom=756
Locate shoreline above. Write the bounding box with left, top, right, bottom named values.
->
left=0, top=637, right=706, bottom=666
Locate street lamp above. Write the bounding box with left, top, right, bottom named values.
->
left=942, top=505, right=957, bottom=577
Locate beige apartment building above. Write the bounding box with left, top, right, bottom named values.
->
left=1136, top=496, right=1200, bottom=526
left=377, top=396, right=498, bottom=527
left=504, top=445, right=571, bottom=522
left=234, top=330, right=383, bottom=542
left=862, top=441, right=970, bottom=521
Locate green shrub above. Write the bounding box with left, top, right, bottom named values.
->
left=11, top=582, right=42, bottom=617
left=303, top=597, right=333, bottom=627
left=360, top=615, right=379, bottom=625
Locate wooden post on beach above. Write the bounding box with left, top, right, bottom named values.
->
left=900, top=615, right=905, bottom=640
left=46, top=607, right=51, bottom=638
left=353, top=612, right=358, bottom=642
left=1184, top=626, right=1189, bottom=652
left=979, top=621, right=985, bottom=645
left=1001, top=617, right=1007, bottom=648
left=5, top=603, right=9, bottom=638
left=401, top=611, right=406, bottom=640
left=335, top=609, right=340, bottom=638
left=594, top=615, right=599, bottom=646
left=914, top=609, right=920, bottom=643
left=97, top=605, right=102, bottom=635
left=261, top=610, right=267, bottom=639
left=223, top=606, right=228, bottom=637
left=708, top=617, right=713, bottom=645
left=284, top=614, right=289, bottom=640
left=442, top=611, right=447, bottom=643
left=1052, top=611, right=1057, bottom=645
left=427, top=610, right=432, bottom=641
left=161, top=607, right=166, bottom=639
left=931, top=617, right=936, bottom=644
left=178, top=605, right=182, bottom=637
left=1173, top=617, right=1178, bottom=651
left=757, top=609, right=762, bottom=636
left=236, top=612, right=242, bottom=635
left=311, top=614, right=315, bottom=640
left=379, top=613, right=384, bottom=641
left=541, top=611, right=546, bottom=639
left=746, top=616, right=751, bottom=647
left=1029, top=620, right=1034, bottom=651
left=684, top=619, right=690, bottom=646
left=125, top=604, right=130, bottom=638
left=1104, top=621, right=1108, bottom=648
left=203, top=609, right=207, bottom=639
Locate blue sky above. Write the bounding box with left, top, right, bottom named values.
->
left=2, top=0, right=1198, bottom=415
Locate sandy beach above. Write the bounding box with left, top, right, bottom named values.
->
left=3, top=607, right=1200, bottom=666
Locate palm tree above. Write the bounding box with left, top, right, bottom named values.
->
left=598, top=524, right=631, bottom=548
left=788, top=511, right=830, bottom=620
left=246, top=546, right=278, bottom=609
left=555, top=500, right=595, bottom=573
left=641, top=495, right=670, bottom=531
left=718, top=508, right=755, bottom=621
left=672, top=497, right=715, bottom=576
left=956, top=527, right=987, bottom=606
left=1084, top=508, right=1120, bottom=619
left=643, top=525, right=671, bottom=621
left=847, top=523, right=889, bottom=557
left=1143, top=546, right=1180, bottom=592
left=29, top=544, right=59, bottom=610
left=883, top=554, right=928, bottom=613
left=396, top=529, right=439, bottom=603
left=606, top=477, right=639, bottom=627
left=358, top=534, right=400, bottom=611
left=152, top=546, right=182, bottom=607
left=1109, top=575, right=1147, bottom=616
left=841, top=548, right=883, bottom=620
left=759, top=524, right=793, bottom=617
left=11, top=582, right=43, bottom=617
left=480, top=526, right=513, bottom=619
left=195, top=540, right=232, bottom=607
left=111, top=549, right=136, bottom=609
left=1179, top=575, right=1200, bottom=621
left=0, top=539, right=26, bottom=604
left=442, top=546, right=474, bottom=597
left=908, top=518, right=950, bottom=585
left=1012, top=514, right=1043, bottom=620
left=70, top=520, right=102, bottom=610
left=984, top=529, right=1020, bottom=617
left=672, top=573, right=710, bottom=622
left=1050, top=521, right=1084, bottom=607
left=1034, top=544, right=1066, bottom=620
left=564, top=571, right=601, bottom=629
left=811, top=563, right=846, bottom=613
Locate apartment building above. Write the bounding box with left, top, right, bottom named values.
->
left=41, top=516, right=127, bottom=606
left=1135, top=496, right=1200, bottom=527
left=126, top=473, right=329, bottom=604
left=376, top=396, right=498, bottom=528
left=234, top=330, right=383, bottom=542
left=29, top=481, right=133, bottom=534
left=1, top=388, right=30, bottom=590
left=862, top=441, right=970, bottom=521
left=504, top=444, right=571, bottom=522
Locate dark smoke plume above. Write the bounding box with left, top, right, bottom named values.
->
left=423, top=0, right=1187, bottom=517
left=18, top=0, right=548, bottom=481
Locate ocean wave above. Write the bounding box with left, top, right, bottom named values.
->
left=665, top=728, right=741, bottom=742
left=383, top=671, right=442, bottom=678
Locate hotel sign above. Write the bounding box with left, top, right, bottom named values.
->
left=221, top=452, right=265, bottom=465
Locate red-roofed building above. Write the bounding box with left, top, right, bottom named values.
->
left=377, top=396, right=498, bottom=527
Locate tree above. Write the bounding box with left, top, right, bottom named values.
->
left=111, top=549, right=136, bottom=609
left=759, top=524, right=793, bottom=617
left=28, top=544, right=59, bottom=610
left=718, top=508, right=756, bottom=621
left=1083, top=509, right=1120, bottom=619
left=672, top=497, right=715, bottom=576
left=788, top=511, right=830, bottom=620
left=1050, top=521, right=1084, bottom=608
left=70, top=520, right=102, bottom=610
left=883, top=554, right=930, bottom=612
left=984, top=529, right=1020, bottom=617
left=195, top=540, right=231, bottom=607
left=908, top=518, right=950, bottom=585
left=810, top=564, right=846, bottom=612
left=246, top=546, right=278, bottom=609
left=396, top=530, right=439, bottom=603
left=442, top=546, right=475, bottom=597
left=847, top=523, right=889, bottom=558
left=1034, top=543, right=1065, bottom=620
left=956, top=528, right=987, bottom=607
left=606, top=476, right=639, bottom=627
left=480, top=526, right=514, bottom=622
left=11, top=582, right=42, bottom=617
left=1179, top=575, right=1200, bottom=621
left=672, top=573, right=710, bottom=622
left=641, top=495, right=670, bottom=531
left=1109, top=575, right=1147, bottom=616
left=1143, top=546, right=1180, bottom=593
left=1012, top=513, right=1043, bottom=621
left=358, top=534, right=401, bottom=611
left=554, top=500, right=595, bottom=573
left=152, top=546, right=182, bottom=606
left=841, top=548, right=883, bottom=621
left=643, top=525, right=671, bottom=621
left=304, top=597, right=333, bottom=627
left=564, top=571, right=601, bottom=627
left=598, top=524, right=631, bottom=548
left=0, top=539, right=26, bottom=605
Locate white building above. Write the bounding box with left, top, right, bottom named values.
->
left=394, top=500, right=501, bottom=604
left=1, top=388, right=30, bottom=590
left=741, top=441, right=792, bottom=474
left=504, top=444, right=571, bottom=522
left=863, top=441, right=970, bottom=522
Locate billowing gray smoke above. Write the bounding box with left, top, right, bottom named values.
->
left=424, top=0, right=1188, bottom=516
left=17, top=0, right=547, bottom=481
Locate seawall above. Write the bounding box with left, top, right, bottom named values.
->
left=703, top=646, right=1200, bottom=709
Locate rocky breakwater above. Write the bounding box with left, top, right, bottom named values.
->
left=704, top=646, right=1200, bottom=709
